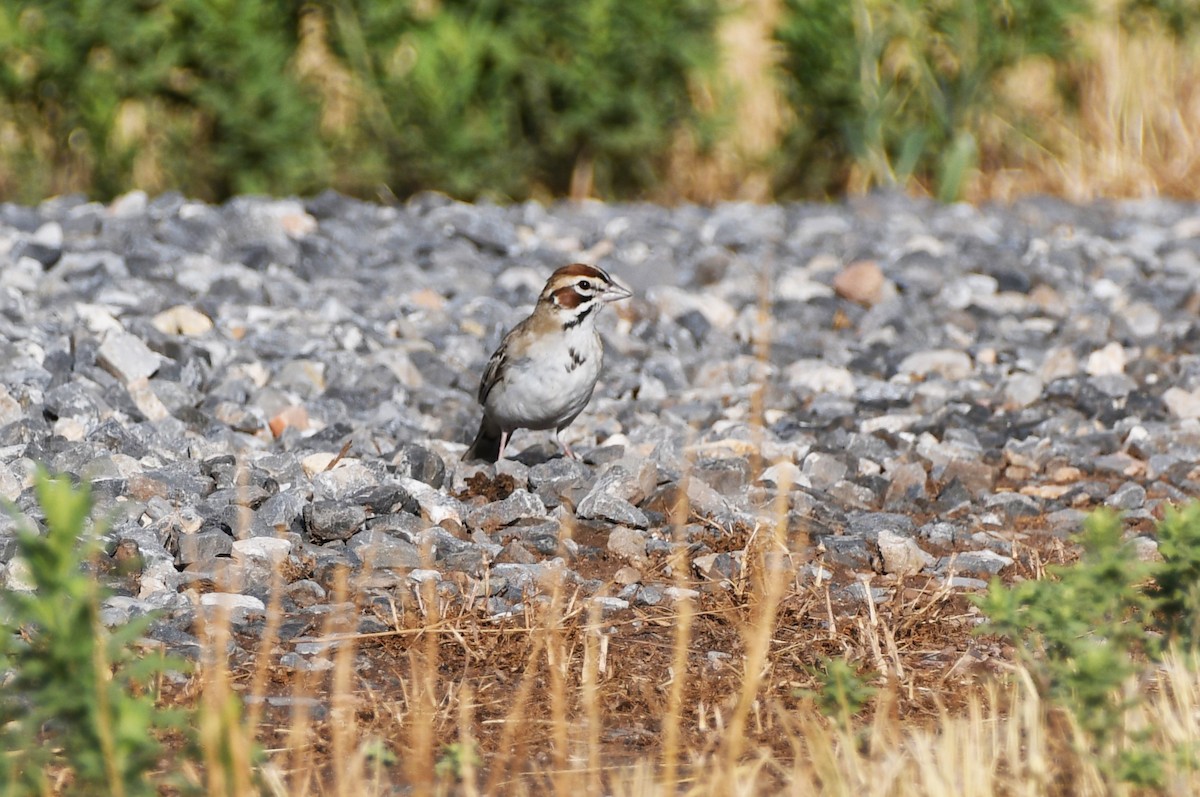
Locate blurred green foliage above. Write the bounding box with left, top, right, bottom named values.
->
left=325, top=0, right=720, bottom=199
left=774, top=0, right=1091, bottom=201
left=2, top=0, right=1200, bottom=203
left=975, top=505, right=1200, bottom=788
left=0, top=0, right=326, bottom=201
left=0, top=0, right=719, bottom=204
left=773, top=0, right=1200, bottom=201
left=0, top=470, right=190, bottom=795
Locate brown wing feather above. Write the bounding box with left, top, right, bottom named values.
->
left=478, top=344, right=507, bottom=404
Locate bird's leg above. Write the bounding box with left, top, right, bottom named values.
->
left=497, top=430, right=510, bottom=462
left=554, top=429, right=578, bottom=460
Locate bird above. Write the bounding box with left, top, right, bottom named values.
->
left=463, top=263, right=632, bottom=463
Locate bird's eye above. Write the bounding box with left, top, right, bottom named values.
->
left=578, top=279, right=592, bottom=290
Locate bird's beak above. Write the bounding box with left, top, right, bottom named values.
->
left=602, top=281, right=633, bottom=303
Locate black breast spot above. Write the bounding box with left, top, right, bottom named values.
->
left=566, top=347, right=587, bottom=372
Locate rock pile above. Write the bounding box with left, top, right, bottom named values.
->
left=3, top=189, right=1199, bottom=665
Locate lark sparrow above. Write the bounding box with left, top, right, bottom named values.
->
left=463, top=263, right=632, bottom=463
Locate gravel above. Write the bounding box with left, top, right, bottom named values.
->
left=3, top=188, right=1200, bottom=661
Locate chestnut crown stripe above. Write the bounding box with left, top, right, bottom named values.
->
left=555, top=263, right=610, bottom=280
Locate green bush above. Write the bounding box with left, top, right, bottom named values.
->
left=0, top=470, right=189, bottom=795
left=0, top=0, right=326, bottom=203
left=0, top=0, right=720, bottom=203
left=318, top=0, right=722, bottom=200
left=975, top=504, right=1200, bottom=787
left=773, top=0, right=1092, bottom=201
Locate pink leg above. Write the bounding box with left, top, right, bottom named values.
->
left=497, top=430, right=510, bottom=461
left=555, top=429, right=577, bottom=460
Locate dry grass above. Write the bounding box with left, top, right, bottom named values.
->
left=164, top=514, right=1200, bottom=796
left=969, top=1, right=1200, bottom=202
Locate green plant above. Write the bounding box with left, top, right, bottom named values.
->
left=774, top=0, right=1093, bottom=201
left=1150, top=503, right=1200, bottom=644
left=0, top=0, right=326, bottom=203
left=0, top=470, right=189, bottom=796
left=975, top=510, right=1154, bottom=745
left=323, top=0, right=722, bottom=200
left=798, top=657, right=877, bottom=731
left=434, top=741, right=479, bottom=782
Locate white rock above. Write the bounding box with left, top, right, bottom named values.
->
left=199, top=593, right=266, bottom=613
left=232, top=537, right=293, bottom=566
left=860, top=413, right=922, bottom=434
left=1163, top=387, right=1200, bottom=420
left=760, top=460, right=803, bottom=488
left=128, top=379, right=170, bottom=422
left=877, top=530, right=934, bottom=576
left=1003, top=373, right=1044, bottom=408
left=399, top=477, right=463, bottom=525
left=97, top=330, right=165, bottom=383
left=152, top=305, right=214, bottom=336
left=786, top=360, right=855, bottom=396
left=1125, top=302, right=1161, bottom=338
left=52, top=417, right=87, bottom=441
left=75, top=303, right=123, bottom=334
left=607, top=526, right=648, bottom=562
left=301, top=452, right=339, bottom=477
left=311, top=460, right=376, bottom=501
left=648, top=286, right=737, bottom=330
left=896, top=349, right=973, bottom=380
left=663, top=586, right=701, bottom=602
left=777, top=270, right=835, bottom=302
left=109, top=190, right=148, bottom=218
left=3, top=558, right=35, bottom=592
left=32, top=220, right=63, bottom=248
left=1039, top=346, right=1079, bottom=381
left=589, top=596, right=630, bottom=615
left=408, top=569, right=442, bottom=584
left=1085, top=342, right=1127, bottom=376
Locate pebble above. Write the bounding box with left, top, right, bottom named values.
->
left=1, top=191, right=1196, bottom=661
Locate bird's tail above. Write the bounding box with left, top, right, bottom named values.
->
left=462, top=417, right=502, bottom=463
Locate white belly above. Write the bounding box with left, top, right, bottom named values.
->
left=485, top=331, right=603, bottom=431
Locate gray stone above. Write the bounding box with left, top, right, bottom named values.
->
left=828, top=480, right=876, bottom=510
left=884, top=462, right=928, bottom=510
left=1003, top=373, right=1044, bottom=408
left=97, top=331, right=165, bottom=383
left=692, top=457, right=751, bottom=494
left=391, top=444, right=446, bottom=489
left=802, top=451, right=848, bottom=490
left=1104, top=481, right=1147, bottom=510
left=285, top=579, right=327, bottom=608
left=607, top=526, right=648, bottom=562
left=877, top=529, right=934, bottom=576
left=819, top=536, right=874, bottom=569
left=984, top=492, right=1041, bottom=521
left=347, top=530, right=422, bottom=569
left=467, top=489, right=547, bottom=530
left=304, top=501, right=367, bottom=543
left=938, top=459, right=996, bottom=495
left=252, top=492, right=308, bottom=537
left=940, top=549, right=1013, bottom=577
left=576, top=491, right=649, bottom=529
left=918, top=522, right=962, bottom=546
left=175, top=528, right=234, bottom=565
left=847, top=512, right=916, bottom=541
